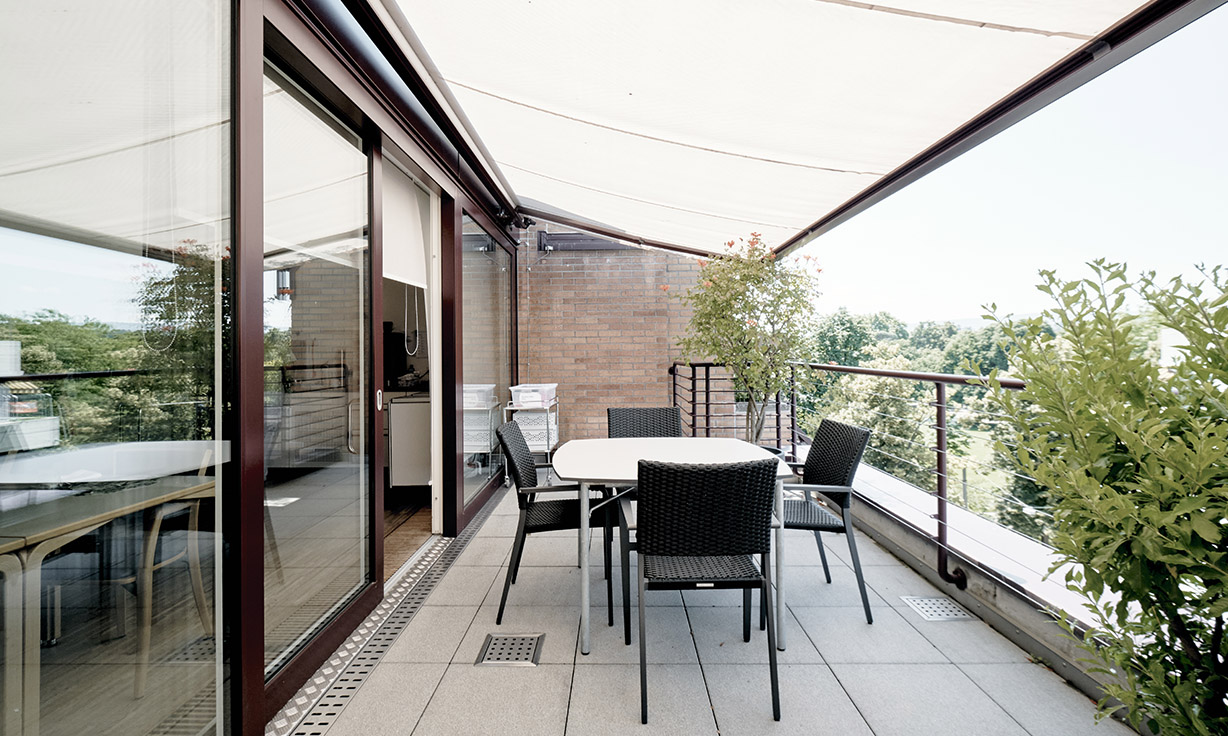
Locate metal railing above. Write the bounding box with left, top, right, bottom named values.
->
left=671, top=360, right=1032, bottom=590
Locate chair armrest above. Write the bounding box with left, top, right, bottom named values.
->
left=783, top=483, right=854, bottom=509
left=518, top=482, right=581, bottom=494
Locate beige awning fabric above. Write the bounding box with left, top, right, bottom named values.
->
left=393, top=0, right=1152, bottom=255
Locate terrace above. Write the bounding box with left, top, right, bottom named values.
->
left=3, top=1, right=1224, bottom=735
left=268, top=486, right=1132, bottom=736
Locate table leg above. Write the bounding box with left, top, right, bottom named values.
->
left=579, top=480, right=591, bottom=655
left=2, top=554, right=22, bottom=736
left=775, top=478, right=786, bottom=651
left=21, top=523, right=105, bottom=736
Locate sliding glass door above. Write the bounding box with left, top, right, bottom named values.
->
left=261, top=64, right=371, bottom=676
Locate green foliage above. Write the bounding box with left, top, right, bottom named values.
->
left=813, top=308, right=875, bottom=367
left=811, top=344, right=934, bottom=490
left=676, top=233, right=821, bottom=443
left=984, top=261, right=1228, bottom=734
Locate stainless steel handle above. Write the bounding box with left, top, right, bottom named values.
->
left=346, top=399, right=359, bottom=454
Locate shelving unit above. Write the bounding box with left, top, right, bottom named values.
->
left=503, top=398, right=560, bottom=459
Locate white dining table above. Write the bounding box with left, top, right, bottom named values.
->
left=551, top=437, right=793, bottom=655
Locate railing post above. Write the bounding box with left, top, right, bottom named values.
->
left=703, top=364, right=711, bottom=437
left=774, top=390, right=782, bottom=450
left=934, top=381, right=967, bottom=589
left=790, top=364, right=798, bottom=461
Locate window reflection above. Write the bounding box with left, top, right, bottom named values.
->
left=0, top=2, right=229, bottom=733
left=461, top=218, right=512, bottom=504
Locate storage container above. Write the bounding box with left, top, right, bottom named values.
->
left=509, top=383, right=558, bottom=407
left=462, top=383, right=496, bottom=409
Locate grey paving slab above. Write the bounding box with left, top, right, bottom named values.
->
left=687, top=606, right=824, bottom=665
left=484, top=563, right=581, bottom=608
left=577, top=604, right=699, bottom=665
left=778, top=531, right=853, bottom=569
left=450, top=536, right=513, bottom=567
left=382, top=605, right=477, bottom=663
left=770, top=563, right=890, bottom=608
left=454, top=604, right=581, bottom=665
left=473, top=512, right=520, bottom=537
left=831, top=663, right=1030, bottom=736
left=323, top=662, right=446, bottom=736
left=424, top=564, right=501, bottom=607
left=706, top=664, right=874, bottom=736
left=568, top=664, right=717, bottom=736
left=821, top=530, right=903, bottom=566
left=961, top=663, right=1135, bottom=736
left=904, top=615, right=1033, bottom=664
left=865, top=559, right=949, bottom=604
left=791, top=605, right=947, bottom=664
left=411, top=663, right=572, bottom=736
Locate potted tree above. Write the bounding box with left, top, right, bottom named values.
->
left=676, top=233, right=821, bottom=445
left=983, top=261, right=1227, bottom=735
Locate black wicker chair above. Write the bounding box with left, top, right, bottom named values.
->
left=636, top=458, right=781, bottom=723
left=494, top=422, right=614, bottom=627
left=782, top=418, right=874, bottom=624
left=607, top=406, right=683, bottom=439
left=606, top=407, right=683, bottom=643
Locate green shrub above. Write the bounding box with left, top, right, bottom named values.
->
left=984, top=261, right=1227, bottom=734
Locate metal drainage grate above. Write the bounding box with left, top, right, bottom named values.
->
left=476, top=634, right=545, bottom=666
left=900, top=596, right=972, bottom=621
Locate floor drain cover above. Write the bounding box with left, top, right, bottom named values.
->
left=476, top=634, right=545, bottom=666
left=900, top=596, right=972, bottom=621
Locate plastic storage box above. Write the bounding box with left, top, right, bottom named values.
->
left=462, top=384, right=496, bottom=409
left=509, top=383, right=558, bottom=408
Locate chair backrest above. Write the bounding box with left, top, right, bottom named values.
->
left=607, top=407, right=684, bottom=438
left=636, top=458, right=778, bottom=557
left=802, top=419, right=871, bottom=487
left=496, top=422, right=538, bottom=495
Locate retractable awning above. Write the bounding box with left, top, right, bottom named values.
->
left=388, top=0, right=1213, bottom=256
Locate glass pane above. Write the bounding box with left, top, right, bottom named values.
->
left=262, top=66, right=370, bottom=675
left=0, top=2, right=229, bottom=734
left=461, top=218, right=511, bottom=504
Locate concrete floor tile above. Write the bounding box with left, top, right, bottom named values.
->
left=774, top=564, right=889, bottom=608
left=568, top=664, right=717, bottom=735
left=578, top=604, right=699, bottom=665
left=821, top=531, right=903, bottom=566
left=322, top=662, right=446, bottom=736
left=452, top=536, right=513, bottom=567
left=411, top=663, right=572, bottom=736
left=706, top=663, right=874, bottom=736
left=484, top=564, right=582, bottom=608
left=961, top=663, right=1135, bottom=736
left=427, top=564, right=501, bottom=607
left=687, top=606, right=824, bottom=665
left=383, top=605, right=477, bottom=663
left=904, top=616, right=1033, bottom=664
left=865, top=561, right=948, bottom=604
left=831, top=663, right=1029, bottom=736
left=792, top=606, right=947, bottom=664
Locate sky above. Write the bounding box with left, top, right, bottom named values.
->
left=797, top=4, right=1228, bottom=325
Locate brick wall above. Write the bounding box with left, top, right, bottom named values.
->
left=515, top=223, right=701, bottom=441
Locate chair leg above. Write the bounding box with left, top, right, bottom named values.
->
left=605, top=506, right=614, bottom=627
left=759, top=585, right=766, bottom=631
left=743, top=588, right=751, bottom=643
left=638, top=565, right=649, bottom=724
left=814, top=530, right=832, bottom=584
left=134, top=506, right=167, bottom=699
left=762, top=554, right=781, bottom=721
left=497, top=512, right=529, bottom=625
left=620, top=511, right=632, bottom=645
left=843, top=519, right=873, bottom=625
left=186, top=501, right=213, bottom=636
